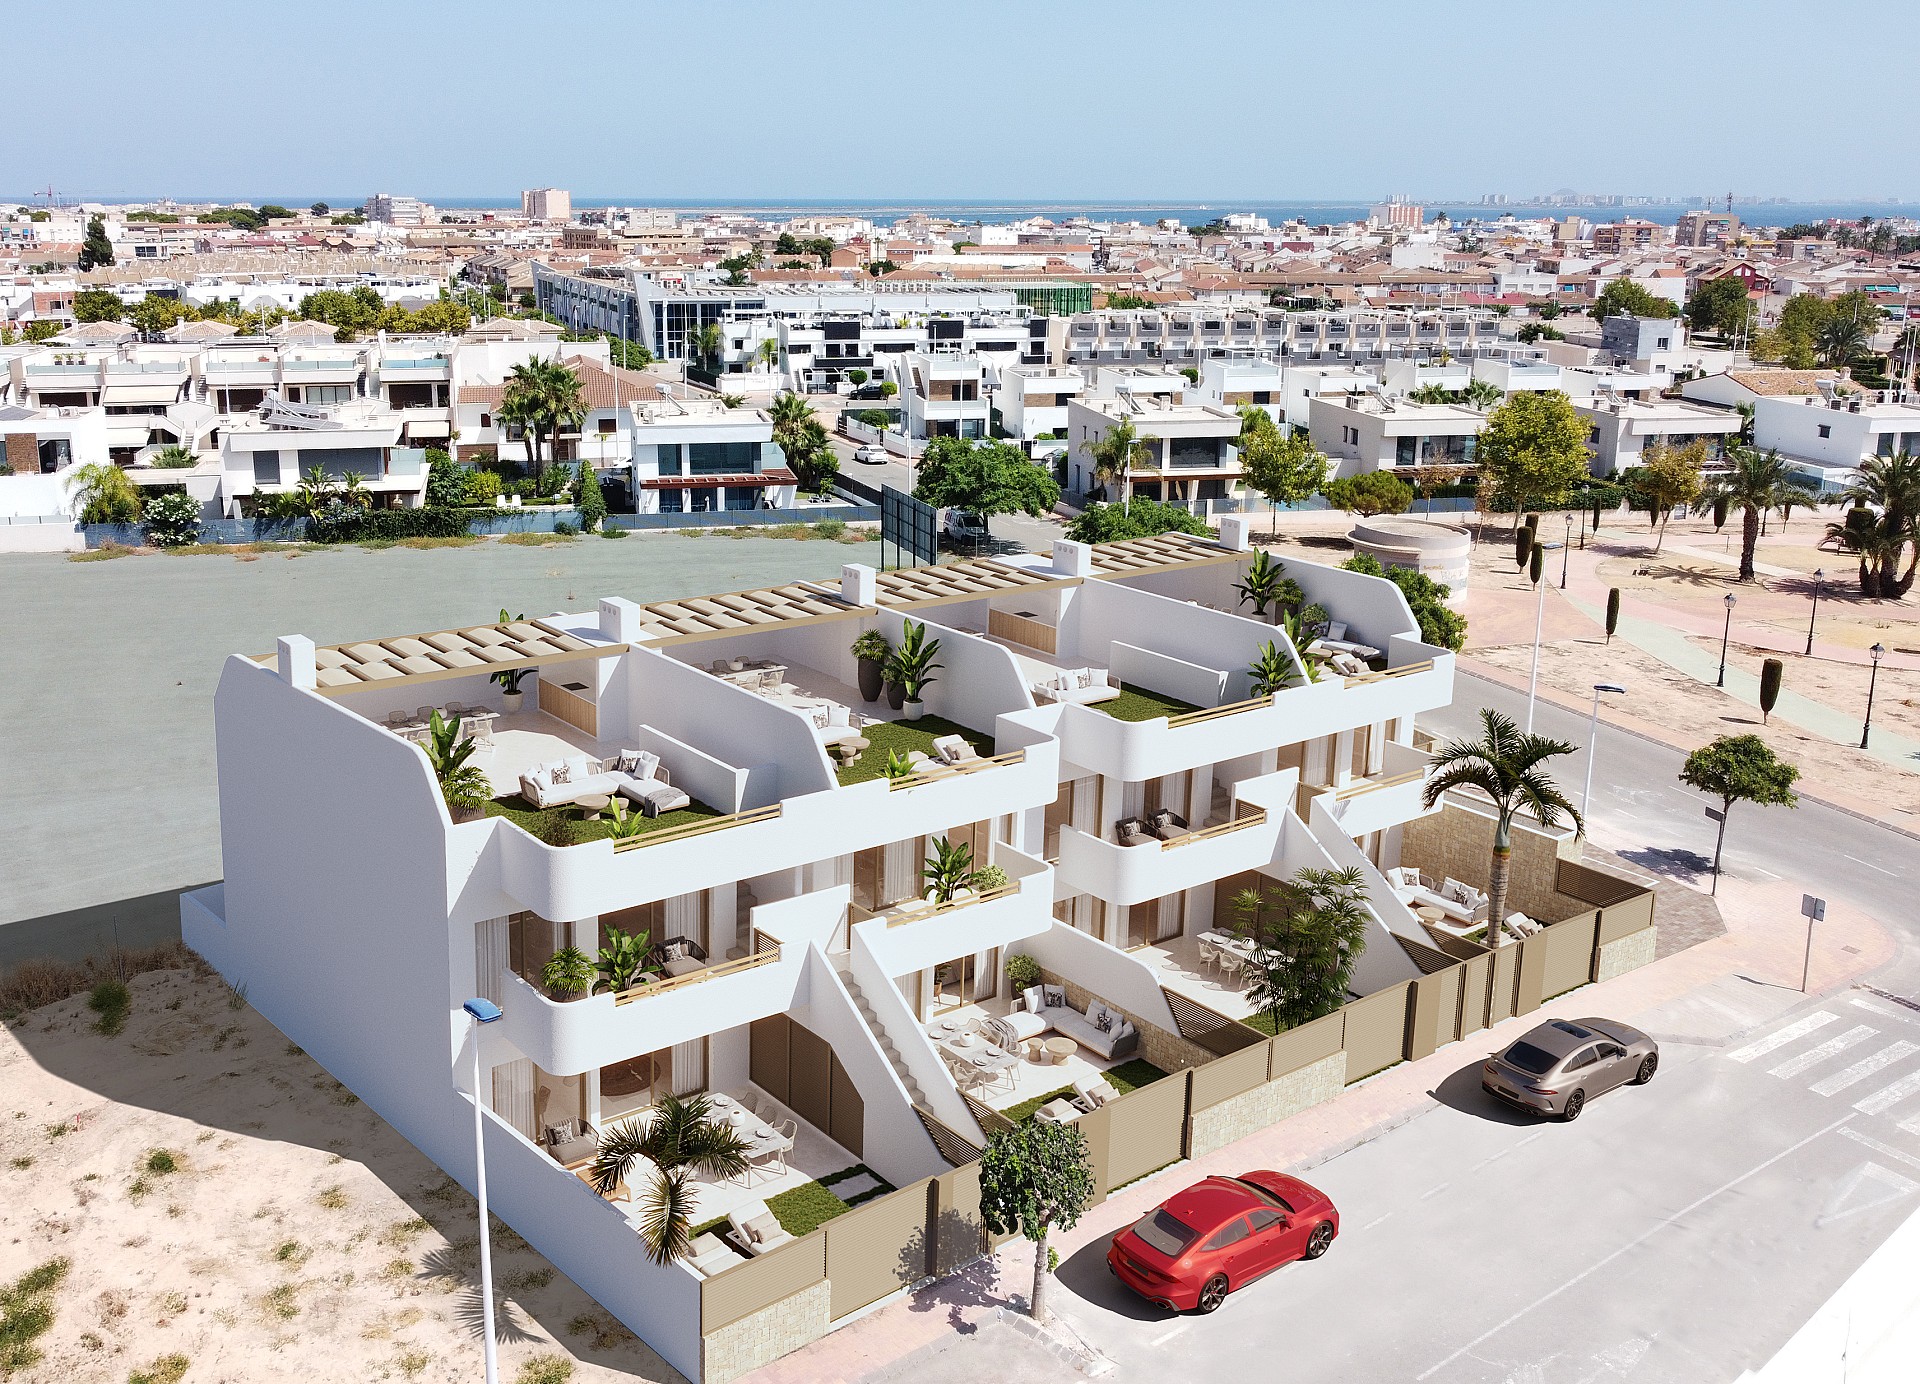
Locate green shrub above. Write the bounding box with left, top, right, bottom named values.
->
left=306, top=507, right=474, bottom=544
left=1064, top=498, right=1211, bottom=544
left=142, top=492, right=201, bottom=548
left=1005, top=953, right=1042, bottom=989
left=552, top=520, right=579, bottom=536
left=87, top=980, right=131, bottom=1036
left=0, top=1258, right=71, bottom=1375
left=1340, top=552, right=1466, bottom=651
left=1322, top=471, right=1414, bottom=517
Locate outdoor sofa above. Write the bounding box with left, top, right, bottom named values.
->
left=1384, top=866, right=1489, bottom=925
left=992, top=984, right=1140, bottom=1062
left=520, top=750, right=692, bottom=816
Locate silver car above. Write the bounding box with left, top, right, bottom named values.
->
left=1481, top=1017, right=1659, bottom=1120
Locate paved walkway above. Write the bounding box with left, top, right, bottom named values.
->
left=745, top=872, right=1896, bottom=1384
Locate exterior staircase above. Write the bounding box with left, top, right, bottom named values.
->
left=837, top=963, right=930, bottom=1109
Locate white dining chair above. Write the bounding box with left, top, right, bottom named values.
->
left=1217, top=949, right=1244, bottom=986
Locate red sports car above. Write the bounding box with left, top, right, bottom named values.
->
left=1106, top=1171, right=1339, bottom=1313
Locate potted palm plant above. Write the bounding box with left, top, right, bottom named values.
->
left=594, top=926, right=652, bottom=994
left=892, top=619, right=942, bottom=721
left=1233, top=549, right=1294, bottom=623
left=490, top=666, right=531, bottom=713
left=420, top=709, right=492, bottom=823
left=1249, top=639, right=1299, bottom=697
left=590, top=1094, right=752, bottom=1264
left=921, top=836, right=976, bottom=903
left=851, top=629, right=892, bottom=703
left=541, top=945, right=594, bottom=1002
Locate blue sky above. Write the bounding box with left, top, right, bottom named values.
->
left=8, top=0, right=1914, bottom=203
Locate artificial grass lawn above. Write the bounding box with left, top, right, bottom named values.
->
left=1000, top=1058, right=1171, bottom=1123
left=686, top=1168, right=882, bottom=1246
left=834, top=714, right=994, bottom=786
left=485, top=793, right=723, bottom=847
left=1090, top=682, right=1201, bottom=723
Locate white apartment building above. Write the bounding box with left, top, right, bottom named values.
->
left=1060, top=307, right=1503, bottom=368
left=1308, top=394, right=1483, bottom=476
left=626, top=395, right=797, bottom=514
left=181, top=525, right=1458, bottom=1380
left=991, top=362, right=1083, bottom=470
left=523, top=189, right=573, bottom=223
left=1753, top=390, right=1920, bottom=492
left=1189, top=356, right=1284, bottom=425
left=1572, top=396, right=1742, bottom=476
left=363, top=193, right=432, bottom=226
left=896, top=351, right=989, bottom=442
left=1066, top=395, right=1245, bottom=507
left=218, top=395, right=429, bottom=515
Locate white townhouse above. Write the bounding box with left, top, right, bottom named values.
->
left=1571, top=394, right=1743, bottom=476
left=1752, top=390, right=1920, bottom=493
left=183, top=524, right=1469, bottom=1379
left=1307, top=393, right=1484, bottom=477
left=894, top=350, right=990, bottom=443
left=1065, top=395, right=1247, bottom=510
left=625, top=395, right=797, bottom=514
left=988, top=361, right=1084, bottom=472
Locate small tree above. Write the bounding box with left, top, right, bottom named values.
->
left=66, top=462, right=143, bottom=524
left=1638, top=440, right=1707, bottom=553
left=978, top=1121, right=1094, bottom=1326
left=1231, top=866, right=1370, bottom=1033
left=1322, top=470, right=1413, bottom=517
left=1515, top=523, right=1534, bottom=570
left=1528, top=542, right=1544, bottom=586
left=1237, top=413, right=1329, bottom=533
left=1605, top=587, right=1621, bottom=643
left=1679, top=735, right=1799, bottom=890
left=1342, top=552, right=1466, bottom=651
left=79, top=215, right=115, bottom=271
left=1478, top=391, right=1591, bottom=527
left=575, top=461, right=607, bottom=533
left=73, top=287, right=124, bottom=322
left=912, top=437, right=1059, bottom=525
left=1759, top=659, right=1784, bottom=724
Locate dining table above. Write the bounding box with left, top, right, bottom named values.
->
left=941, top=1032, right=1020, bottom=1078
left=707, top=1093, right=782, bottom=1150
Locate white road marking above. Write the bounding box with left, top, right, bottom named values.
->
left=1835, top=1128, right=1920, bottom=1176
left=1415, top=1117, right=1853, bottom=1382
left=1899, top=1109, right=1920, bottom=1138
left=1811, top=1042, right=1920, bottom=1097
left=1747, top=866, right=1782, bottom=881
left=1360, top=1213, right=1393, bottom=1231
left=1844, top=853, right=1900, bottom=877
left=1815, top=1157, right=1919, bottom=1225
left=1851, top=996, right=1914, bottom=1022
left=1420, top=1182, right=1451, bottom=1201
left=1854, top=1068, right=1920, bottom=1115
left=1768, top=1025, right=1877, bottom=1079
left=1148, top=1324, right=1188, bottom=1346
left=1727, top=1011, right=1837, bottom=1063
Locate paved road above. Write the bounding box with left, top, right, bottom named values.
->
left=1428, top=669, right=1918, bottom=924
left=1042, top=976, right=1920, bottom=1383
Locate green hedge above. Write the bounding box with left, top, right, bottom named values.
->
left=306, top=507, right=475, bottom=544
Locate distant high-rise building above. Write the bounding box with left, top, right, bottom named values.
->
left=1591, top=219, right=1664, bottom=254
left=521, top=188, right=572, bottom=223
left=1369, top=197, right=1423, bottom=230
left=1675, top=210, right=1740, bottom=247
left=362, top=193, right=429, bottom=225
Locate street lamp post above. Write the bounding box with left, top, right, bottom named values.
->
left=1804, top=568, right=1825, bottom=657
left=1862, top=642, right=1886, bottom=749
left=1716, top=592, right=1736, bottom=688
left=463, top=997, right=505, bottom=1384
left=1582, top=683, right=1627, bottom=821
left=1560, top=513, right=1572, bottom=590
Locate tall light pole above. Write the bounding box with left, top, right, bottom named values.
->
left=1715, top=592, right=1736, bottom=688
left=1862, top=642, right=1886, bottom=749
left=1582, top=682, right=1627, bottom=820
left=1804, top=567, right=1825, bottom=657
left=1559, top=512, right=1572, bottom=589
left=463, top=997, right=505, bottom=1384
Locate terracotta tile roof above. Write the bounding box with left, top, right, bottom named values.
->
left=1724, top=369, right=1841, bottom=397
left=457, top=356, right=671, bottom=409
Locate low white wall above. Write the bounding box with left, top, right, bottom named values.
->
left=0, top=517, right=82, bottom=552
left=1109, top=640, right=1230, bottom=708
left=1068, top=577, right=1285, bottom=695
left=1018, top=920, right=1182, bottom=1034
left=635, top=723, right=746, bottom=814
left=1302, top=798, right=1424, bottom=993
left=847, top=928, right=982, bottom=1144
left=0, top=469, right=78, bottom=519
left=877, top=608, right=1033, bottom=732
left=628, top=646, right=833, bottom=807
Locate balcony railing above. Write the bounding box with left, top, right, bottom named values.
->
left=25, top=362, right=98, bottom=375
left=1164, top=694, right=1274, bottom=730
left=1331, top=768, right=1428, bottom=801
left=381, top=357, right=450, bottom=370
left=610, top=946, right=781, bottom=1006
left=284, top=358, right=361, bottom=372
left=1162, top=804, right=1267, bottom=848
left=106, top=360, right=187, bottom=375
left=877, top=882, right=1019, bottom=928
left=887, top=748, right=1026, bottom=791
left=610, top=803, right=782, bottom=851
left=1340, top=659, right=1435, bottom=686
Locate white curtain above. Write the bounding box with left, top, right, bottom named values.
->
left=671, top=1039, right=706, bottom=1096
left=492, top=1058, right=535, bottom=1139
left=665, top=891, right=705, bottom=950
left=475, top=916, right=510, bottom=1004
left=883, top=836, right=920, bottom=903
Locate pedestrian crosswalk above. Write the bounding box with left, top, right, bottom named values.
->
left=1728, top=1003, right=1920, bottom=1138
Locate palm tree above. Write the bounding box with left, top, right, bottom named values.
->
left=501, top=361, right=548, bottom=469
left=419, top=710, right=491, bottom=816
left=590, top=1094, right=752, bottom=1264
left=1421, top=709, right=1581, bottom=943
left=337, top=469, right=371, bottom=510
left=756, top=337, right=780, bottom=374
left=692, top=323, right=725, bottom=374
left=1461, top=377, right=1503, bottom=409
left=1707, top=446, right=1816, bottom=581
left=1817, top=315, right=1869, bottom=367
left=1828, top=452, right=1920, bottom=598
left=65, top=462, right=143, bottom=524
left=535, top=358, right=587, bottom=461
left=294, top=465, right=341, bottom=519
left=1085, top=414, right=1153, bottom=509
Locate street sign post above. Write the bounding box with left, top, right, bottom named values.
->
left=1705, top=806, right=1728, bottom=894
left=1800, top=894, right=1827, bottom=993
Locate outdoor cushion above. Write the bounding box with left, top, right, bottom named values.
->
left=1442, top=878, right=1479, bottom=906
left=1041, top=984, right=1066, bottom=1009
left=549, top=762, right=573, bottom=786
left=744, top=1212, right=781, bottom=1246
left=1023, top=985, right=1045, bottom=1016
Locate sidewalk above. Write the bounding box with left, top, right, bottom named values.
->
left=745, top=874, right=1895, bottom=1384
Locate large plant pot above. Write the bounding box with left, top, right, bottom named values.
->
left=501, top=690, right=524, bottom=713
left=449, top=803, right=486, bottom=824
left=885, top=681, right=906, bottom=712
left=546, top=986, right=589, bottom=1004
left=903, top=699, right=925, bottom=722
left=857, top=657, right=885, bottom=703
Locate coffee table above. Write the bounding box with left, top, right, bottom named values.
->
left=1042, top=1036, right=1078, bottom=1064
left=1414, top=905, right=1447, bottom=926
left=576, top=793, right=612, bottom=820
left=832, top=736, right=871, bottom=765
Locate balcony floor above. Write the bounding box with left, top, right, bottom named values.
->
left=928, top=995, right=1129, bottom=1114
left=1130, top=931, right=1259, bottom=1022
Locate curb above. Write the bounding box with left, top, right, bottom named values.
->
left=993, top=1305, right=1114, bottom=1377
left=1454, top=658, right=1920, bottom=847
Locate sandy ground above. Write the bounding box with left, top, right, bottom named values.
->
left=1470, top=636, right=1920, bottom=819
left=0, top=968, right=682, bottom=1384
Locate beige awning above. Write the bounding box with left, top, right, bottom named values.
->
left=403, top=418, right=452, bottom=439
left=101, top=384, right=183, bottom=406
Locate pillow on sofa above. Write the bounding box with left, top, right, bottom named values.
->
left=1442, top=877, right=1478, bottom=906
left=549, top=761, right=573, bottom=786
left=1092, top=1007, right=1114, bottom=1034
left=811, top=707, right=831, bottom=730
left=744, top=1212, right=781, bottom=1246
left=1041, top=983, right=1066, bottom=1010
left=564, top=755, right=594, bottom=782
left=1076, top=670, right=1093, bottom=689
left=1023, top=985, right=1045, bottom=1016
left=543, top=1123, right=569, bottom=1148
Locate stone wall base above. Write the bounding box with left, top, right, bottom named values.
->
left=1594, top=927, right=1658, bottom=983
left=1188, top=1052, right=1347, bottom=1158
left=702, top=1280, right=831, bottom=1384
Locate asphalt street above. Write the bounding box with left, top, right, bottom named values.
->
left=1427, top=669, right=1919, bottom=923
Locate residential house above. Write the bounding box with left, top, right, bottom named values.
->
left=1307, top=393, right=1483, bottom=477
